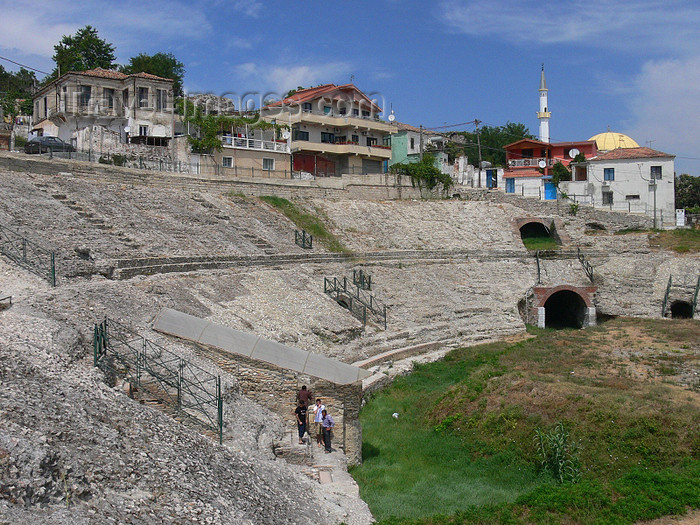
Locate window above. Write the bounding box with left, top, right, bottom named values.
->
left=383, top=136, right=391, bottom=147
left=222, top=156, right=232, bottom=168
left=604, top=167, right=615, bottom=181
left=263, top=158, right=275, bottom=171
left=352, top=108, right=359, bottom=116
left=362, top=110, right=370, bottom=117
left=43, top=96, right=47, bottom=117
left=410, top=137, right=415, bottom=150
left=104, top=88, right=115, bottom=109
left=293, top=128, right=309, bottom=141
left=351, top=134, right=359, bottom=143
left=61, top=86, right=67, bottom=111
left=366, top=137, right=377, bottom=147
left=321, top=132, right=335, bottom=143
left=323, top=106, right=331, bottom=114
left=302, top=102, right=312, bottom=112
left=139, top=125, right=148, bottom=137
left=522, top=148, right=533, bottom=158
left=338, top=107, right=347, bottom=115
left=122, top=89, right=129, bottom=111
left=156, top=89, right=167, bottom=111
left=602, top=191, right=613, bottom=205
left=79, top=86, right=91, bottom=107
left=626, top=194, right=640, bottom=200
left=650, top=165, right=662, bottom=179
left=138, top=87, right=149, bottom=108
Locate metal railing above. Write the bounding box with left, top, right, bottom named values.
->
left=94, top=318, right=223, bottom=443
left=353, top=269, right=372, bottom=290
left=0, top=222, right=56, bottom=286
left=508, top=158, right=554, bottom=168
left=221, top=137, right=290, bottom=152
left=577, top=247, right=594, bottom=283
left=323, top=276, right=387, bottom=329
left=295, top=230, right=313, bottom=249
left=661, top=275, right=673, bottom=317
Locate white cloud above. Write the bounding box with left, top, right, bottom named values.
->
left=439, top=0, right=700, bottom=52
left=623, top=56, right=700, bottom=171
left=0, top=0, right=212, bottom=63
left=235, top=61, right=353, bottom=93
left=230, top=0, right=262, bottom=17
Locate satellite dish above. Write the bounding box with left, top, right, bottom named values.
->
left=538, top=160, right=547, bottom=169
left=124, top=126, right=130, bottom=133
left=388, top=110, right=395, bottom=122
left=282, top=131, right=290, bottom=139
left=569, top=148, right=580, bottom=158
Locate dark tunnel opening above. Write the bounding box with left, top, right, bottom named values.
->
left=544, top=290, right=587, bottom=329
left=670, top=301, right=694, bottom=319
left=519, top=222, right=551, bottom=239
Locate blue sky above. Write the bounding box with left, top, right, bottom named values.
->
left=2, top=0, right=699, bottom=174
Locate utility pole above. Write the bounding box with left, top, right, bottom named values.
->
left=474, top=119, right=482, bottom=188
left=419, top=125, right=424, bottom=161
left=652, top=179, right=657, bottom=229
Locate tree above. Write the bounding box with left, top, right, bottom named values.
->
left=389, top=154, right=452, bottom=194
left=50, top=25, right=116, bottom=80
left=284, top=86, right=306, bottom=99
left=551, top=161, right=571, bottom=185
left=439, top=122, right=534, bottom=166
left=0, top=66, right=37, bottom=118
left=177, top=98, right=273, bottom=154
left=121, top=52, right=185, bottom=97
left=675, top=174, right=700, bottom=211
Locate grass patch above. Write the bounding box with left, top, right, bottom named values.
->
left=521, top=236, right=559, bottom=251
left=258, top=195, right=349, bottom=253
left=614, top=227, right=652, bottom=235
left=649, top=229, right=700, bottom=253
left=353, top=318, right=700, bottom=524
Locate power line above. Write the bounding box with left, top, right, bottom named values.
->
left=0, top=55, right=50, bottom=76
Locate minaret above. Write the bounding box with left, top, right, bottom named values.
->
left=537, top=64, right=550, bottom=143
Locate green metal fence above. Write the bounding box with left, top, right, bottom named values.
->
left=94, top=318, right=223, bottom=443
left=295, top=229, right=313, bottom=249
left=353, top=269, right=372, bottom=290
left=324, top=276, right=387, bottom=329
left=0, top=222, right=56, bottom=286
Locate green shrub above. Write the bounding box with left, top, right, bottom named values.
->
left=533, top=422, right=581, bottom=484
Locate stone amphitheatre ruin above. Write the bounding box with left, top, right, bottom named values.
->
left=0, top=152, right=698, bottom=524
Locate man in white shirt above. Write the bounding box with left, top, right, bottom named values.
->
left=312, top=398, right=325, bottom=448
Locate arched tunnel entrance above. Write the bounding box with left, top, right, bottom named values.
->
left=544, top=290, right=588, bottom=328
left=519, top=222, right=551, bottom=240
left=670, top=301, right=694, bottom=319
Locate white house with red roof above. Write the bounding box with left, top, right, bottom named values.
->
left=31, top=68, right=175, bottom=148
left=261, top=84, right=394, bottom=176
left=561, top=147, right=676, bottom=226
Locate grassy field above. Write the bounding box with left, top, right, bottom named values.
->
left=257, top=195, right=349, bottom=253
left=521, top=236, right=560, bottom=251
left=649, top=229, right=700, bottom=253
left=351, top=319, right=700, bottom=524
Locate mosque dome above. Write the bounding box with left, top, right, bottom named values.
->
left=588, top=131, right=640, bottom=151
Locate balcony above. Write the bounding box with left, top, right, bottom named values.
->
left=508, top=157, right=554, bottom=168
left=221, top=137, right=290, bottom=153
left=284, top=111, right=395, bottom=133
left=291, top=140, right=392, bottom=159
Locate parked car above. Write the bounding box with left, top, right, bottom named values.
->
left=24, top=136, right=74, bottom=154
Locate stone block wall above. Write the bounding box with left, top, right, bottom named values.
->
left=195, top=345, right=364, bottom=465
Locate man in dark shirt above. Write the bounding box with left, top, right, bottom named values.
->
left=297, top=385, right=312, bottom=408
left=321, top=409, right=335, bottom=453
left=295, top=399, right=307, bottom=444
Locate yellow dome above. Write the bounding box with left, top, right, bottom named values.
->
left=588, top=131, right=639, bottom=151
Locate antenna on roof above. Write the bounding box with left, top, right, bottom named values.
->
left=350, top=74, right=355, bottom=83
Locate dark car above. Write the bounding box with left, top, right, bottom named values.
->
left=24, top=136, right=74, bottom=154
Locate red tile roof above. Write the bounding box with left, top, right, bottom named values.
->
left=504, top=169, right=543, bottom=179
left=265, top=83, right=381, bottom=111
left=69, top=68, right=172, bottom=82
left=589, top=147, right=674, bottom=161
left=504, top=138, right=549, bottom=149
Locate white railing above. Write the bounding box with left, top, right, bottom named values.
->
left=221, top=137, right=290, bottom=153
left=508, top=158, right=553, bottom=168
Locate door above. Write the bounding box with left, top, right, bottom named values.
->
left=544, top=182, right=557, bottom=200
left=506, top=178, right=515, bottom=193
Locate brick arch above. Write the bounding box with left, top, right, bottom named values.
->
left=514, top=217, right=552, bottom=233
left=533, top=285, right=596, bottom=308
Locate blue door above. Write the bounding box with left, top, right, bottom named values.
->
left=506, top=178, right=515, bottom=193
left=486, top=169, right=494, bottom=189
left=544, top=182, right=557, bottom=200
